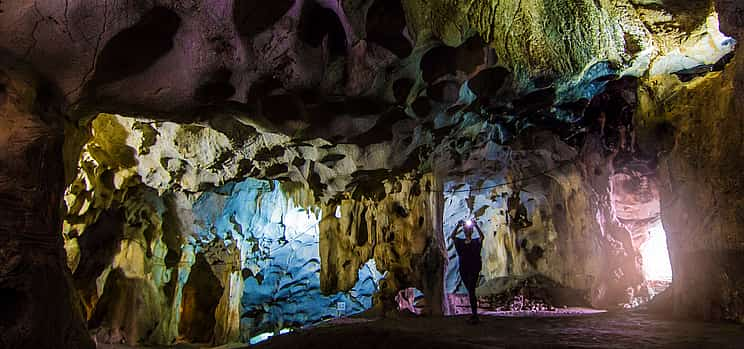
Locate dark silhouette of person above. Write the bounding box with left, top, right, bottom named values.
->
left=449, top=218, right=485, bottom=323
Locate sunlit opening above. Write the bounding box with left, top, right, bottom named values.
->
left=640, top=221, right=673, bottom=283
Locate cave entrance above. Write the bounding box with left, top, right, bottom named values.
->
left=609, top=164, right=672, bottom=306
left=640, top=220, right=672, bottom=297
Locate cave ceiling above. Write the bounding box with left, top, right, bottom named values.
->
left=0, top=0, right=737, bottom=204
left=0, top=1, right=733, bottom=118
left=0, top=0, right=735, bottom=206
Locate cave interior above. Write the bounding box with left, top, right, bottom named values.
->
left=0, top=0, right=743, bottom=348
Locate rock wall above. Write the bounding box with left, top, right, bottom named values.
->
left=192, top=178, right=386, bottom=340
left=0, top=61, right=95, bottom=348
left=319, top=173, right=446, bottom=315
left=64, top=174, right=390, bottom=345
left=636, top=8, right=744, bottom=320
left=439, top=129, right=654, bottom=310
left=60, top=112, right=416, bottom=345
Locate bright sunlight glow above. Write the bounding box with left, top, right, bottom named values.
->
left=640, top=221, right=673, bottom=282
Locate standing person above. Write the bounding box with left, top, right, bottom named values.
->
left=449, top=218, right=485, bottom=323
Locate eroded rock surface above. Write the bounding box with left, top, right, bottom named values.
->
left=0, top=61, right=94, bottom=349
left=0, top=0, right=743, bottom=347
left=637, top=38, right=744, bottom=321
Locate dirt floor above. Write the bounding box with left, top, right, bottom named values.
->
left=251, top=310, right=744, bottom=349
left=99, top=310, right=744, bottom=349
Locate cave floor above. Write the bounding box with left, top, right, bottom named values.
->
left=250, top=311, right=744, bottom=349
left=98, top=310, right=744, bottom=349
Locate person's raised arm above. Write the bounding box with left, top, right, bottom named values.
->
left=474, top=220, right=485, bottom=240
left=449, top=220, right=463, bottom=240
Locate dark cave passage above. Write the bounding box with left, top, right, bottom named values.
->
left=88, top=7, right=181, bottom=88
left=299, top=1, right=348, bottom=57
left=179, top=253, right=222, bottom=343
left=365, top=0, right=412, bottom=58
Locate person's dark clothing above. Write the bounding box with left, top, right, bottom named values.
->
left=454, top=237, right=482, bottom=316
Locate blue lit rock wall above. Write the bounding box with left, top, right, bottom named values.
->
left=191, top=178, right=384, bottom=339
left=58, top=112, right=433, bottom=345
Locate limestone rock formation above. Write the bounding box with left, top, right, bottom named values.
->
left=61, top=115, right=395, bottom=344
left=0, top=60, right=95, bottom=349
left=0, top=0, right=743, bottom=348
left=319, top=174, right=444, bottom=314
left=636, top=32, right=744, bottom=321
